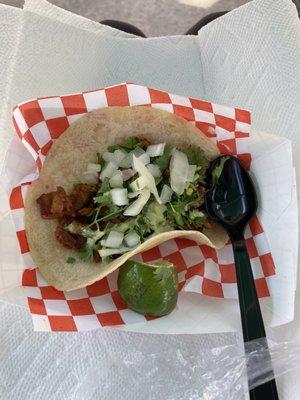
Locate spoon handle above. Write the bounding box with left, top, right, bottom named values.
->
left=232, top=238, right=279, bottom=400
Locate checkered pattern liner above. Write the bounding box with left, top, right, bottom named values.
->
left=10, top=83, right=276, bottom=332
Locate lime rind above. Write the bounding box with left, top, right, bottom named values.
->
left=117, top=260, right=178, bottom=317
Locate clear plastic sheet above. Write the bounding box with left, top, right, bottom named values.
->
left=73, top=337, right=300, bottom=400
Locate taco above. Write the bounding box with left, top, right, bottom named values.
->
left=24, top=106, right=227, bottom=291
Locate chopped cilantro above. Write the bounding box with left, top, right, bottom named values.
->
left=93, top=189, right=119, bottom=217
left=188, top=210, right=206, bottom=229
left=80, top=242, right=95, bottom=261
left=167, top=201, right=186, bottom=227
left=98, top=178, right=110, bottom=194
left=100, top=207, right=125, bottom=222
left=153, top=143, right=172, bottom=172
left=114, top=219, right=137, bottom=233
left=183, top=148, right=210, bottom=183
left=184, top=147, right=209, bottom=168
left=97, top=152, right=106, bottom=168
left=135, top=214, right=151, bottom=241
left=93, top=191, right=111, bottom=207
left=108, top=137, right=141, bottom=152
left=66, top=257, right=76, bottom=264
left=143, top=202, right=173, bottom=234
left=121, top=137, right=141, bottom=150
left=107, top=145, right=120, bottom=152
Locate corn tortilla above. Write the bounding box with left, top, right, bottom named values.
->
left=25, top=106, right=227, bottom=291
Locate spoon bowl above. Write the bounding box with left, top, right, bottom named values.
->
left=205, top=156, right=257, bottom=239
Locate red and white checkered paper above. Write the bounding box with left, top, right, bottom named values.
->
left=10, top=83, right=276, bottom=332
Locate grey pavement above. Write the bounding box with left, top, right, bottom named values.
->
left=2, top=0, right=250, bottom=36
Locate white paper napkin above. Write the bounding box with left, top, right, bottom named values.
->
left=198, top=0, right=300, bottom=143
left=0, top=4, right=22, bottom=172
left=0, top=9, right=206, bottom=175
left=0, top=0, right=300, bottom=398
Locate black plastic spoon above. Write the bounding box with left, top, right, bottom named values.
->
left=205, top=156, right=279, bottom=400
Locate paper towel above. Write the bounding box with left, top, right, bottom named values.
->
left=0, top=5, right=21, bottom=108
left=0, top=4, right=22, bottom=173
left=0, top=5, right=25, bottom=302
left=0, top=0, right=133, bottom=171
left=11, top=0, right=300, bottom=149
left=6, top=12, right=205, bottom=99
left=0, top=10, right=205, bottom=175
left=198, top=0, right=300, bottom=142
left=0, top=0, right=299, bottom=398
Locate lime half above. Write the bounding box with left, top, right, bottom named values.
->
left=118, top=260, right=178, bottom=317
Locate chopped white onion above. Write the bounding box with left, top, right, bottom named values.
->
left=160, top=184, right=173, bottom=204
left=129, top=177, right=147, bottom=192
left=124, top=231, right=140, bottom=247
left=132, top=147, right=145, bottom=158
left=137, top=152, right=150, bottom=165
left=146, top=143, right=165, bottom=157
left=103, top=150, right=127, bottom=167
left=124, top=189, right=151, bottom=216
left=110, top=188, right=128, bottom=206
left=122, top=168, right=136, bottom=181
left=119, top=148, right=146, bottom=168
left=128, top=191, right=141, bottom=199
left=66, top=222, right=81, bottom=234
left=99, top=247, right=131, bottom=258
left=102, top=231, right=124, bottom=248
left=100, top=161, right=117, bottom=181
left=109, top=170, right=124, bottom=188
left=81, top=227, right=105, bottom=241
left=87, top=237, right=95, bottom=247
left=82, top=171, right=98, bottom=185
left=119, top=153, right=132, bottom=169
left=119, top=148, right=150, bottom=166
left=103, top=152, right=114, bottom=163
left=132, top=155, right=162, bottom=204
left=187, top=165, right=197, bottom=182
left=170, top=149, right=189, bottom=195
left=146, top=164, right=161, bottom=178
left=113, top=149, right=127, bottom=166
left=87, top=163, right=101, bottom=173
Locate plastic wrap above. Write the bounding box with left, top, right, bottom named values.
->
left=73, top=337, right=300, bottom=400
